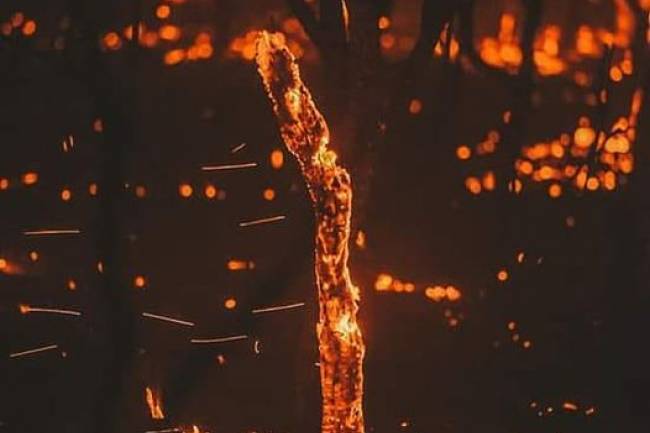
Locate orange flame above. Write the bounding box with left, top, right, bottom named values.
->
left=465, top=85, right=644, bottom=195
left=145, top=386, right=164, bottom=420
left=479, top=13, right=522, bottom=74
left=434, top=23, right=460, bottom=61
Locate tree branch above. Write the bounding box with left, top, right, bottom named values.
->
left=256, top=32, right=365, bottom=433
left=498, top=0, right=542, bottom=192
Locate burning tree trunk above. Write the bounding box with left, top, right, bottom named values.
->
left=255, top=32, right=365, bottom=433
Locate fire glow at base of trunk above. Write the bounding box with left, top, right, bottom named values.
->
left=255, top=31, right=365, bottom=433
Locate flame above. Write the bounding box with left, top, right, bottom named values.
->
left=479, top=13, right=522, bottom=74
left=145, top=386, right=165, bottom=420
left=533, top=25, right=565, bottom=76
left=576, top=26, right=600, bottom=57
left=465, top=85, right=643, bottom=196
left=255, top=31, right=365, bottom=433
left=434, top=23, right=460, bottom=61
left=229, top=23, right=309, bottom=63
left=335, top=312, right=358, bottom=342
left=613, top=0, right=635, bottom=48
left=98, top=2, right=213, bottom=64
left=477, top=9, right=635, bottom=77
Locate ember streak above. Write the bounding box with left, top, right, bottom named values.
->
left=255, top=31, right=365, bottom=433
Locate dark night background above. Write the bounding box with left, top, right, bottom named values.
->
left=1, top=0, right=650, bottom=432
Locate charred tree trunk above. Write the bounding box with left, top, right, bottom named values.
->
left=64, top=1, right=140, bottom=431
left=256, top=32, right=365, bottom=433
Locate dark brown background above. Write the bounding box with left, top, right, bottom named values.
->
left=1, top=1, right=650, bottom=432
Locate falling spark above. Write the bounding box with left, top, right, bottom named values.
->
left=200, top=162, right=257, bottom=171
left=563, top=401, right=579, bottom=411
left=19, top=305, right=81, bottom=316
left=251, top=301, right=305, bottom=314
left=144, top=429, right=182, bottom=433
left=190, top=334, right=248, bottom=344
left=62, top=135, right=74, bottom=152
left=256, top=31, right=365, bottom=433
left=238, top=215, right=286, bottom=227
left=142, top=312, right=195, bottom=327
left=230, top=142, right=247, bottom=153
left=9, top=344, right=59, bottom=358
left=23, top=229, right=81, bottom=236
left=585, top=406, right=596, bottom=415
left=253, top=339, right=261, bottom=354
left=341, top=0, right=350, bottom=42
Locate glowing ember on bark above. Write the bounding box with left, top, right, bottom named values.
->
left=256, top=31, right=365, bottom=433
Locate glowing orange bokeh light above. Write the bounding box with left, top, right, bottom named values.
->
left=179, top=183, right=193, bottom=198
left=134, top=275, right=146, bottom=288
